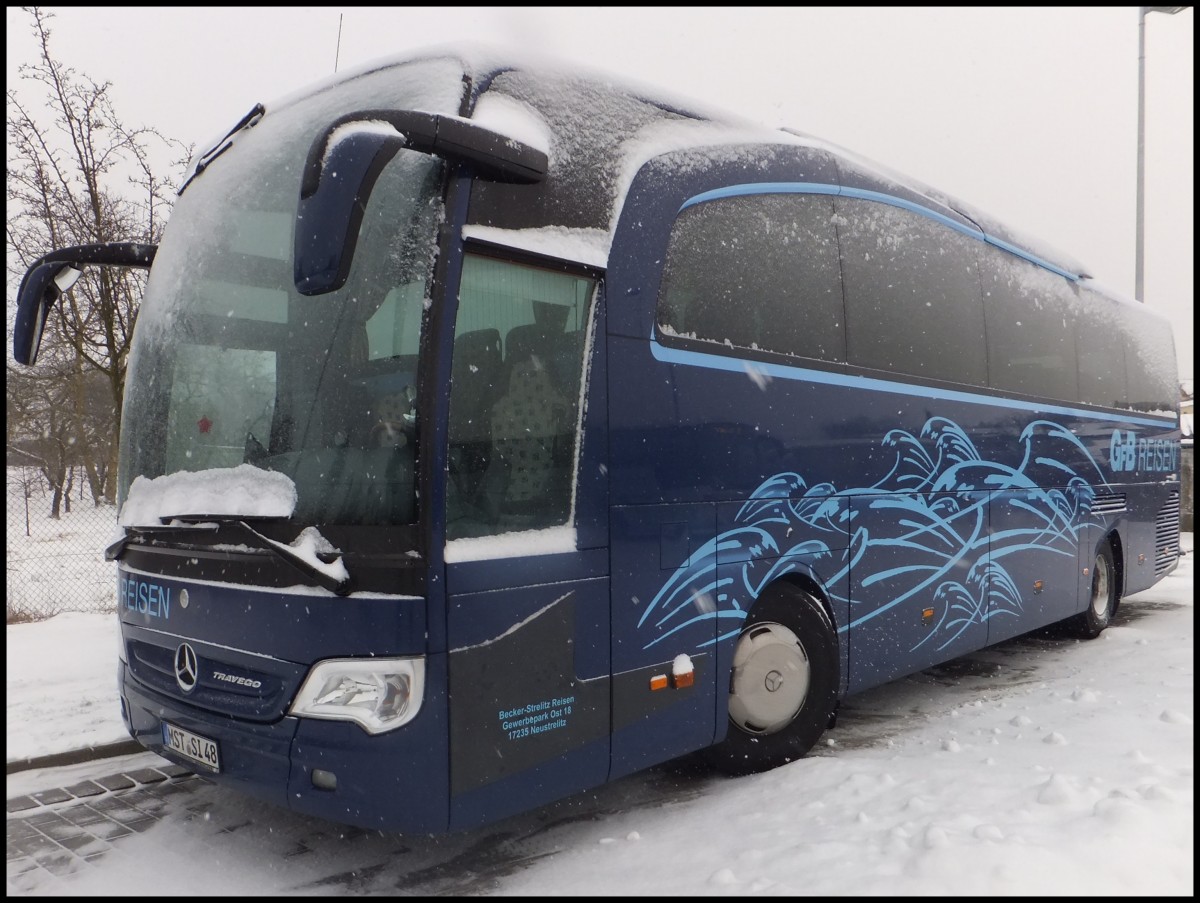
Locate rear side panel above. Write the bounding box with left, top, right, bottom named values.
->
left=604, top=144, right=1180, bottom=714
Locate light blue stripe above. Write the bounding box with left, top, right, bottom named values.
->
left=980, top=233, right=1079, bottom=281
left=680, top=182, right=840, bottom=210
left=649, top=335, right=1175, bottom=429
left=835, top=186, right=984, bottom=242
left=678, top=182, right=1081, bottom=282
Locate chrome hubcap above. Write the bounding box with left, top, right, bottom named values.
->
left=728, top=622, right=810, bottom=735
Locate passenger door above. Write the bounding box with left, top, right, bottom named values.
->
left=442, top=250, right=611, bottom=830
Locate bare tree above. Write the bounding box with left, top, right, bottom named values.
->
left=6, top=356, right=78, bottom=518
left=6, top=6, right=189, bottom=506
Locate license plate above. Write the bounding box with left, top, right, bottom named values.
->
left=162, top=721, right=221, bottom=772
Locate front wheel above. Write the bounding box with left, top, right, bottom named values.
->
left=1061, top=540, right=1118, bottom=639
left=704, top=583, right=839, bottom=776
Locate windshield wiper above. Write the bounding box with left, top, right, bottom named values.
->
left=104, top=521, right=219, bottom=561
left=233, top=518, right=352, bottom=596
left=178, top=103, right=266, bottom=195
left=107, top=516, right=352, bottom=596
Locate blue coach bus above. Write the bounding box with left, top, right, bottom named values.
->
left=13, top=47, right=1181, bottom=833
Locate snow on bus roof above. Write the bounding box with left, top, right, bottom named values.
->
left=203, top=42, right=1095, bottom=286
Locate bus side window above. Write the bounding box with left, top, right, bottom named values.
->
left=446, top=253, right=596, bottom=540
left=836, top=197, right=986, bottom=386
left=657, top=193, right=845, bottom=363
left=981, top=251, right=1080, bottom=402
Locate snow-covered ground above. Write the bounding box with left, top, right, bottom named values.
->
left=6, top=467, right=118, bottom=622
left=6, top=530, right=1193, bottom=895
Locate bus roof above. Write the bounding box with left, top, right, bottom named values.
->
left=248, top=44, right=1093, bottom=283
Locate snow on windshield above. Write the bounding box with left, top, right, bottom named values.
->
left=118, top=464, right=297, bottom=527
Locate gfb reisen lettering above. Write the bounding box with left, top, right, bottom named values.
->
left=120, top=576, right=170, bottom=619
left=497, top=696, right=575, bottom=741
left=1109, top=429, right=1178, bottom=474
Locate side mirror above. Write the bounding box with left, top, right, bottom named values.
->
left=294, top=109, right=548, bottom=296
left=294, top=126, right=408, bottom=296
left=13, top=263, right=81, bottom=365
left=12, top=243, right=156, bottom=366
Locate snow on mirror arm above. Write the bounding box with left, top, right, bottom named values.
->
left=295, top=108, right=549, bottom=296
left=12, top=242, right=156, bottom=366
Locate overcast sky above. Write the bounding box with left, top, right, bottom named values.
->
left=6, top=6, right=1194, bottom=380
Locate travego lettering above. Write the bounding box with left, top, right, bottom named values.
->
left=212, top=671, right=263, bottom=689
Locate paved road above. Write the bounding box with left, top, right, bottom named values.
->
left=8, top=760, right=198, bottom=891
left=6, top=749, right=714, bottom=895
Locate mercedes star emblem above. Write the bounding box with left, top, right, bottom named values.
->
left=174, top=642, right=199, bottom=693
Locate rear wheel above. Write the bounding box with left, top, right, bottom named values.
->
left=1061, top=540, right=1117, bottom=639
left=704, top=583, right=839, bottom=775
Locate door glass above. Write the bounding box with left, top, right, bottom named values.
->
left=447, top=253, right=596, bottom=539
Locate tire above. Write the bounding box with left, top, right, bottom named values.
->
left=1061, top=540, right=1117, bottom=639
left=704, top=583, right=839, bottom=776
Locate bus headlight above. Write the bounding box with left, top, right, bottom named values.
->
left=290, top=657, right=425, bottom=734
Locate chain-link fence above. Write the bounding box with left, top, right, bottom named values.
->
left=1183, top=445, right=1194, bottom=533
left=6, top=466, right=118, bottom=623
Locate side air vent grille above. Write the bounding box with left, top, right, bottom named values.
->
left=1090, top=493, right=1127, bottom=515
left=1155, top=491, right=1180, bottom=576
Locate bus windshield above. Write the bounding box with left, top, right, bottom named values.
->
left=118, top=76, right=452, bottom=527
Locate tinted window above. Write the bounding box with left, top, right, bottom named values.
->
left=657, top=193, right=845, bottom=362
left=980, top=248, right=1080, bottom=401
left=1117, top=303, right=1178, bottom=414
left=447, top=252, right=596, bottom=539
left=1076, top=285, right=1128, bottom=409
left=836, top=198, right=987, bottom=385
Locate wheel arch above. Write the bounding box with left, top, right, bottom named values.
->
left=769, top=572, right=839, bottom=636
left=754, top=571, right=843, bottom=696
left=705, top=571, right=843, bottom=775
left=1103, top=527, right=1126, bottom=616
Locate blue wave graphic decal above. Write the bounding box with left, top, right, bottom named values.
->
left=639, top=417, right=1109, bottom=653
